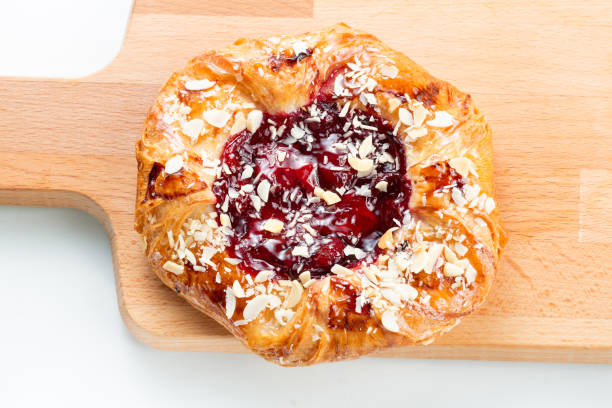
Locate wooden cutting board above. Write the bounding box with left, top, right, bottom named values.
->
left=1, top=0, right=611, bottom=363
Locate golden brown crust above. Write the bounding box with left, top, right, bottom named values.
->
left=135, top=24, right=506, bottom=366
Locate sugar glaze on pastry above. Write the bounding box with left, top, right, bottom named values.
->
left=135, top=24, right=506, bottom=366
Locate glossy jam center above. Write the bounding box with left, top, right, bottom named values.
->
left=212, top=100, right=411, bottom=280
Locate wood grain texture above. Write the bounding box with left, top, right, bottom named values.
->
left=1, top=0, right=611, bottom=363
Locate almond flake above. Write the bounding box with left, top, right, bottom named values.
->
left=452, top=187, right=467, bottom=207
left=203, top=109, right=231, bottom=128
left=182, top=119, right=204, bottom=141
left=184, top=79, right=215, bottom=91
left=381, top=310, right=400, bottom=333
left=424, top=244, right=444, bottom=274
left=388, top=97, right=401, bottom=113
left=246, top=110, right=263, bottom=132
left=409, top=249, right=428, bottom=273
left=449, top=157, right=477, bottom=179
left=358, top=135, right=374, bottom=159
left=348, top=156, right=374, bottom=175
left=485, top=197, right=496, bottom=214
left=331, top=264, right=352, bottom=275
left=220, top=213, right=231, bottom=228
left=339, top=101, right=351, bottom=117
left=262, top=219, right=284, bottom=234
left=257, top=179, right=271, bottom=202
left=444, top=245, right=458, bottom=263
left=243, top=295, right=280, bottom=321
left=398, top=107, right=413, bottom=126
left=412, top=103, right=429, bottom=127
left=407, top=127, right=427, bottom=140
left=314, top=187, right=341, bottom=205
left=464, top=263, right=477, bottom=284
left=394, top=284, right=418, bottom=301
left=241, top=165, right=254, bottom=180
left=225, top=288, right=236, bottom=318
left=285, top=281, right=304, bottom=308
left=378, top=227, right=398, bottom=250
left=232, top=280, right=246, bottom=298
left=290, top=126, right=306, bottom=139
left=379, top=65, right=399, bottom=78
left=427, top=110, right=454, bottom=128
left=375, top=180, right=388, bottom=192
left=277, top=150, right=287, bottom=162
left=299, top=271, right=311, bottom=284
left=455, top=243, right=468, bottom=257
left=230, top=112, right=247, bottom=134
left=378, top=152, right=394, bottom=163
left=292, top=246, right=309, bottom=258
left=444, top=262, right=464, bottom=277
left=363, top=266, right=379, bottom=284
left=165, top=155, right=183, bottom=175
left=162, top=260, right=184, bottom=275
left=254, top=270, right=275, bottom=283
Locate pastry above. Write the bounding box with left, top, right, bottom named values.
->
left=135, top=24, right=506, bottom=366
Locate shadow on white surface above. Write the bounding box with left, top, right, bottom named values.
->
left=0, top=206, right=611, bottom=407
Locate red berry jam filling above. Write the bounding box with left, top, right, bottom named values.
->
left=212, top=100, right=411, bottom=280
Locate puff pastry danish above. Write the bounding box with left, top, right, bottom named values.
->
left=135, top=24, right=506, bottom=366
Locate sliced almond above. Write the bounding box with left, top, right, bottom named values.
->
left=203, top=109, right=231, bottom=128
left=379, top=65, right=399, bottom=78
left=225, top=288, right=236, bottom=319
left=443, top=262, right=464, bottom=277
left=240, top=165, right=254, bottom=180
left=262, top=219, right=284, bottom=234
left=162, top=260, right=184, bottom=275
left=184, top=78, right=215, bottom=91
left=424, top=244, right=444, bottom=274
left=230, top=112, right=247, bottom=134
left=182, top=119, right=204, bottom=141
left=412, top=103, right=429, bottom=127
left=394, top=284, right=418, bottom=301
left=427, top=110, right=454, bottom=128
left=387, top=97, right=401, bottom=112
left=299, top=271, right=311, bottom=284
left=292, top=246, right=309, bottom=258
left=246, top=110, right=263, bottom=133
left=452, top=187, right=467, bottom=207
left=375, top=180, right=388, bottom=192
left=409, top=249, right=428, bottom=273
left=407, top=127, right=428, bottom=140
left=164, top=155, right=183, bottom=175
left=443, top=245, right=458, bottom=263
left=378, top=227, right=398, bottom=250
left=257, top=179, right=271, bottom=202
left=455, top=242, right=468, bottom=257
left=448, top=157, right=476, bottom=179
left=485, top=197, right=496, bottom=214
left=359, top=135, right=374, bottom=159
left=219, top=213, right=231, bottom=228
left=285, top=280, right=304, bottom=308
left=232, top=280, right=246, bottom=298
left=348, top=156, right=374, bottom=175
left=254, top=270, right=275, bottom=283
left=314, top=187, right=341, bottom=205
left=243, top=295, right=279, bottom=321
left=381, top=310, right=400, bottom=333
left=331, top=264, right=352, bottom=275
left=398, top=107, right=413, bottom=126
left=363, top=266, right=379, bottom=284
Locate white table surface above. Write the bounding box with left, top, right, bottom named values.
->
left=1, top=2, right=611, bottom=406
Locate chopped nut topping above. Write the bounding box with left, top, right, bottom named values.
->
left=262, top=218, right=284, bottom=233
left=299, top=271, right=311, bottom=284
left=257, top=179, right=271, bottom=202
left=285, top=280, right=303, bottom=308
left=162, top=260, right=184, bottom=275
left=331, top=264, right=352, bottom=275
left=424, top=244, right=444, bottom=274
left=203, top=109, right=231, bottom=128
left=407, top=127, right=427, bottom=140
left=427, top=110, right=454, bottom=128
left=348, top=156, right=374, bottom=175
left=165, top=155, right=183, bottom=175
left=291, top=245, right=309, bottom=258
left=314, top=186, right=341, bottom=205
left=375, top=180, right=388, bottom=192
left=232, top=280, right=246, bottom=298
left=449, top=157, right=477, bottom=179
left=485, top=197, right=496, bottom=214
left=243, top=294, right=281, bottom=321
left=182, top=119, right=204, bottom=141
left=387, top=97, right=401, bottom=112
left=184, top=78, right=216, bottom=91
left=412, top=103, right=429, bottom=127
left=254, top=270, right=275, bottom=283
left=409, top=249, right=428, bottom=273
left=398, top=107, right=413, bottom=126
left=225, top=288, right=236, bottom=318
left=230, top=112, right=247, bottom=134
left=358, top=135, right=374, bottom=158
left=240, top=165, right=254, bottom=180
left=381, top=310, right=400, bottom=333
left=246, top=110, right=263, bottom=133
left=444, top=245, right=458, bottom=263
left=220, top=213, right=231, bottom=228
left=378, top=227, right=398, bottom=249
left=443, top=262, right=464, bottom=277
left=379, top=65, right=399, bottom=78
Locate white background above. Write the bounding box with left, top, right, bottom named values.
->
left=1, top=1, right=611, bottom=406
